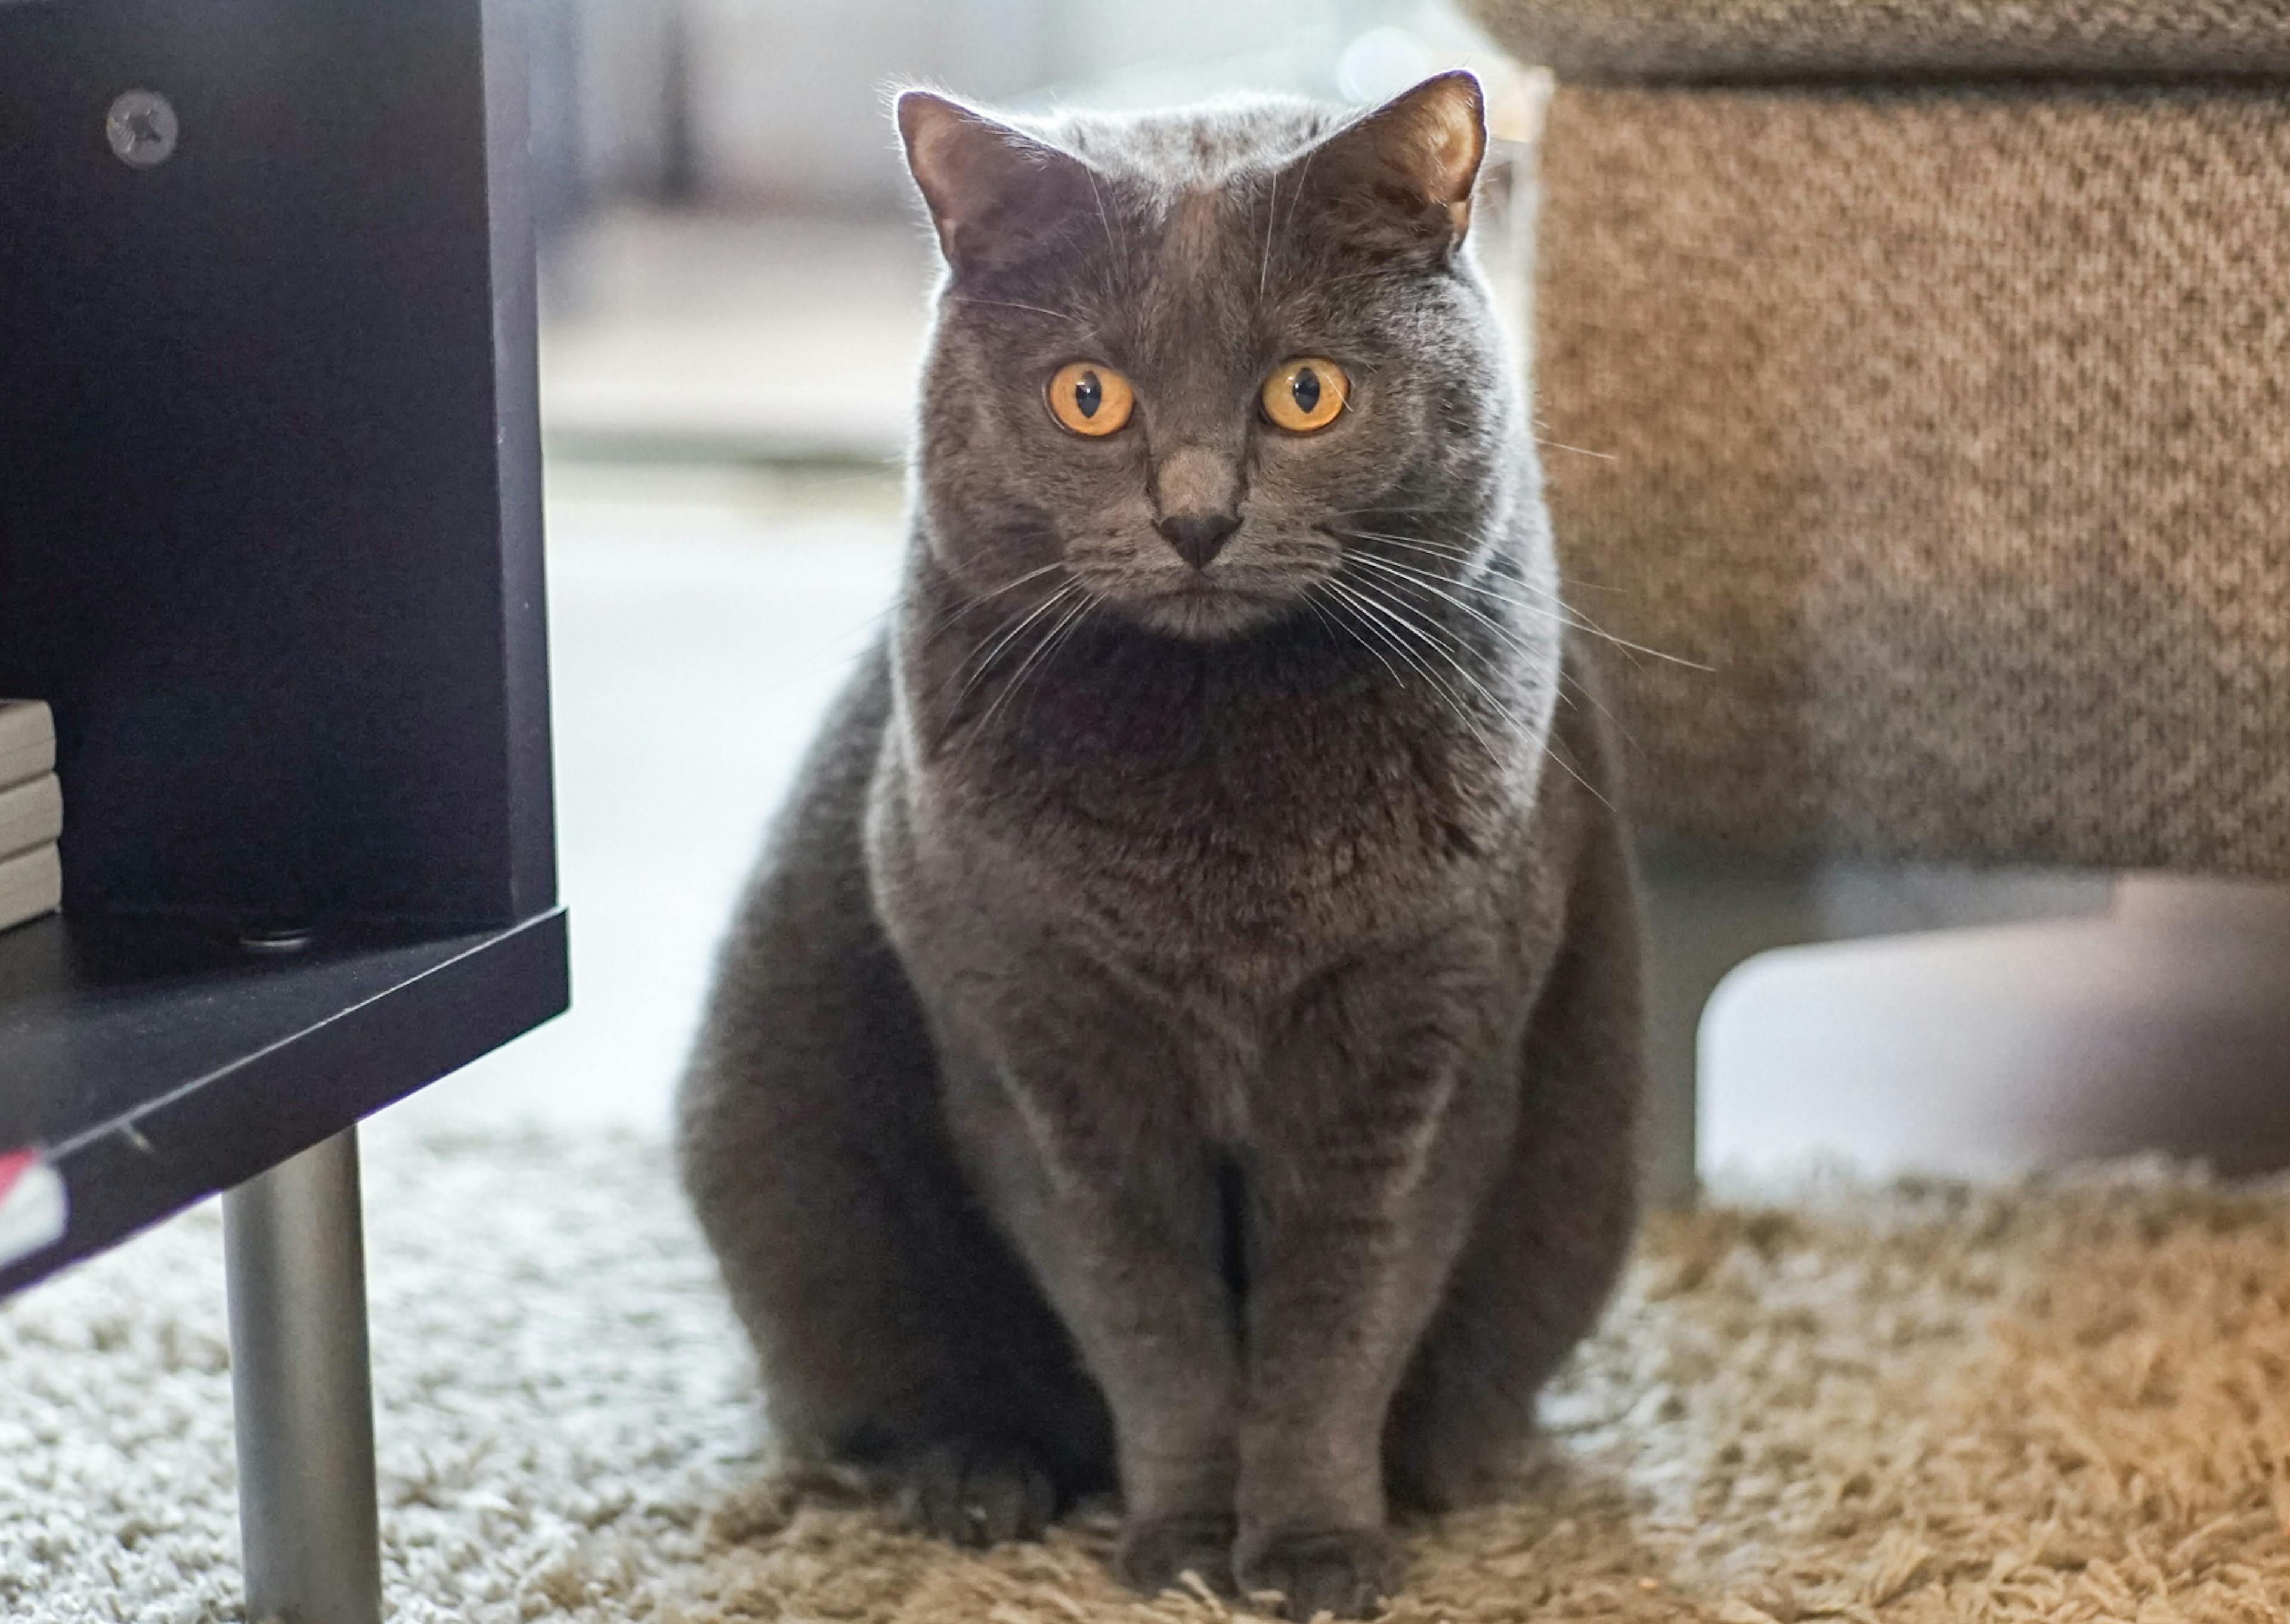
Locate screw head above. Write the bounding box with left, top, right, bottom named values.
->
left=106, top=89, right=178, bottom=168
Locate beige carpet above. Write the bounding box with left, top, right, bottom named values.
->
left=6, top=1131, right=2287, bottom=1623
left=665, top=1168, right=2290, bottom=1624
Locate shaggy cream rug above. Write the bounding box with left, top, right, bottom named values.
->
left=4, top=1128, right=2286, bottom=1624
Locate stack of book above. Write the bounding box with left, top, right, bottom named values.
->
left=0, top=700, right=62, bottom=934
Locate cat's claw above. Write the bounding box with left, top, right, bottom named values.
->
left=1115, top=1514, right=1237, bottom=1599
left=1237, top=1527, right=1403, bottom=1620
left=895, top=1439, right=1058, bottom=1547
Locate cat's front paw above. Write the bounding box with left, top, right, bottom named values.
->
left=1236, top=1526, right=1403, bottom=1620
left=893, top=1438, right=1058, bottom=1548
left=1115, top=1514, right=1237, bottom=1600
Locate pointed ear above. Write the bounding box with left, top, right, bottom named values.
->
left=895, top=90, right=1097, bottom=277
left=1295, top=70, right=1486, bottom=262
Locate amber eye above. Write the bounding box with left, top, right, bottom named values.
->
left=1261, top=357, right=1348, bottom=433
left=1046, top=361, right=1135, bottom=436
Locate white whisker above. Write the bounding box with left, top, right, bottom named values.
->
left=1329, top=501, right=1453, bottom=520
left=1280, top=147, right=1316, bottom=245
left=1332, top=530, right=1710, bottom=672
left=954, top=580, right=1081, bottom=712
left=1311, top=585, right=1412, bottom=694
left=1333, top=526, right=1627, bottom=596
left=1535, top=437, right=1617, bottom=461
left=1339, top=571, right=1614, bottom=813
left=1344, top=553, right=1579, bottom=716
left=1323, top=577, right=1506, bottom=767
left=1560, top=669, right=1643, bottom=757
left=1341, top=542, right=1644, bottom=762
left=920, top=562, right=1068, bottom=644
left=1260, top=170, right=1277, bottom=299
left=976, top=590, right=1093, bottom=736
left=944, top=296, right=1089, bottom=327
left=1083, top=167, right=1118, bottom=260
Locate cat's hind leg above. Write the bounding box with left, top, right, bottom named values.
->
left=677, top=660, right=1111, bottom=1543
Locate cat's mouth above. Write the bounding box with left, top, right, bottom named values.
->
left=1124, top=575, right=1303, bottom=641
left=1063, top=538, right=1332, bottom=643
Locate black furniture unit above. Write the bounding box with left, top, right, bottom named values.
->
left=0, top=2, right=567, bottom=1619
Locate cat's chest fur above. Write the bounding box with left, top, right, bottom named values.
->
left=884, top=611, right=1548, bottom=1009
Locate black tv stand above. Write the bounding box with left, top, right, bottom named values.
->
left=0, top=4, right=569, bottom=1620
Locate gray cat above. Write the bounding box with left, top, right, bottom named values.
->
left=678, top=72, right=1643, bottom=1620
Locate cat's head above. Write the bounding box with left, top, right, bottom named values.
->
left=897, top=73, right=1518, bottom=641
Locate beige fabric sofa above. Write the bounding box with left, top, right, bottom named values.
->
left=1466, top=1, right=2290, bottom=1200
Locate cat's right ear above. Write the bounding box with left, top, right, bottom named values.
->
left=896, top=91, right=1094, bottom=278
left=1288, top=71, right=1486, bottom=265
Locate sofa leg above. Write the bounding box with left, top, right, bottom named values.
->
left=223, top=1127, right=383, bottom=1624
left=1636, top=847, right=1830, bottom=1210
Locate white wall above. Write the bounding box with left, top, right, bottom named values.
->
left=670, top=0, right=1400, bottom=210
left=681, top=0, right=1059, bottom=210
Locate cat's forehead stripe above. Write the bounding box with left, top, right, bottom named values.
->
left=1162, top=189, right=1226, bottom=279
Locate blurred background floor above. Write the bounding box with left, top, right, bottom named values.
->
left=398, top=460, right=903, bottom=1138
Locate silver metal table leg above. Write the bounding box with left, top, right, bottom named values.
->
left=223, top=1127, right=383, bottom=1624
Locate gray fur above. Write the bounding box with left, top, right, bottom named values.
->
left=679, top=75, right=1642, bottom=1620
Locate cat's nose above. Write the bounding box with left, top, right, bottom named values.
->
left=1156, top=511, right=1240, bottom=569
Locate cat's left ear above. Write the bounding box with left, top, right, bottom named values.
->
left=1292, top=70, right=1486, bottom=262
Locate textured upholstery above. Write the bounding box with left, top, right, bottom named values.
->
left=1463, top=0, right=2290, bottom=876
left=1524, top=85, right=2290, bottom=874
left=1472, top=1, right=2290, bottom=80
